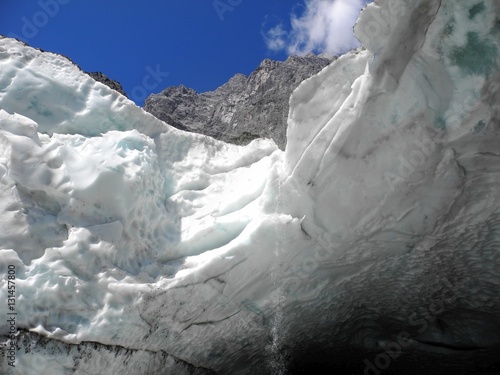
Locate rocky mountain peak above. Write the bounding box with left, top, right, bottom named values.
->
left=143, top=54, right=334, bottom=149
left=162, top=84, right=197, bottom=97
left=87, top=71, right=127, bottom=97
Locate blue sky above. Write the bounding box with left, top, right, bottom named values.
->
left=0, top=0, right=369, bottom=104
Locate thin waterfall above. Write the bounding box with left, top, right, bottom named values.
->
left=266, top=162, right=288, bottom=374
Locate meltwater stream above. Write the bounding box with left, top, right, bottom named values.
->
left=266, top=162, right=288, bottom=374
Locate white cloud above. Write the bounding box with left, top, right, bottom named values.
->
left=265, top=24, right=287, bottom=51
left=263, top=0, right=367, bottom=56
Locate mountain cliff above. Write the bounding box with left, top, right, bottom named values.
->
left=87, top=71, right=128, bottom=98
left=144, top=54, right=333, bottom=150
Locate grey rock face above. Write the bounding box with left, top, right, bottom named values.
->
left=87, top=72, right=128, bottom=98
left=144, top=54, right=333, bottom=149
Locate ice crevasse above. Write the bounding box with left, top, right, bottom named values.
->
left=1, top=0, right=500, bottom=374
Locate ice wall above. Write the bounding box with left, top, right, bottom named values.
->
left=284, top=0, right=500, bottom=259
left=279, top=0, right=500, bottom=370
left=1, top=0, right=500, bottom=373
left=0, top=36, right=284, bottom=374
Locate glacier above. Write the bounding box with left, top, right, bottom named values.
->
left=1, top=0, right=500, bottom=374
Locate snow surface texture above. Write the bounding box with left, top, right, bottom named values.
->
left=1, top=0, right=500, bottom=373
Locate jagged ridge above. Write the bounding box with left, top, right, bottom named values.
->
left=144, top=54, right=333, bottom=149
left=87, top=71, right=128, bottom=98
